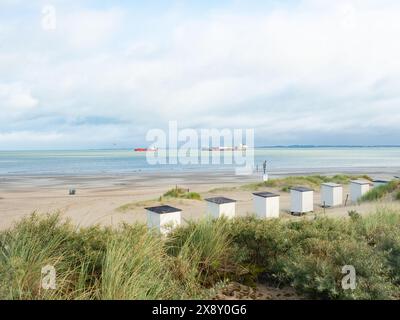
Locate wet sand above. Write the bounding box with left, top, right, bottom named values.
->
left=0, top=170, right=399, bottom=230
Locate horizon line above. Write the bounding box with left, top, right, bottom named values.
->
left=1, top=145, right=400, bottom=152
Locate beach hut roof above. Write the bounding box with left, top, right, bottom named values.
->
left=351, top=180, right=370, bottom=185
left=321, top=182, right=342, bottom=187
left=372, top=179, right=390, bottom=183
left=253, top=192, right=280, bottom=198
left=291, top=186, right=314, bottom=192
left=205, top=197, right=236, bottom=204
left=145, top=205, right=182, bottom=214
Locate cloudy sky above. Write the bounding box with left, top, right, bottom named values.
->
left=1, top=0, right=400, bottom=150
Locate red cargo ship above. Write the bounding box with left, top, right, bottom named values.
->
left=134, top=148, right=158, bottom=152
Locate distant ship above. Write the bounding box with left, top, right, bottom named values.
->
left=134, top=147, right=158, bottom=152
left=202, top=144, right=248, bottom=151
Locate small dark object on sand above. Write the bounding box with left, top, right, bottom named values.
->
left=69, top=189, right=76, bottom=195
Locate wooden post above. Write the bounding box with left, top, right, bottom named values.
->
left=345, top=194, right=349, bottom=207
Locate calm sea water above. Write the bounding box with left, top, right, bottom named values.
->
left=0, top=147, right=400, bottom=176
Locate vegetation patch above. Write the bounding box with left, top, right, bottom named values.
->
left=1, top=209, right=400, bottom=300
left=162, top=187, right=202, bottom=200
left=0, top=214, right=220, bottom=299
left=117, top=199, right=160, bottom=213
left=240, top=175, right=372, bottom=192
left=227, top=210, right=400, bottom=299
left=361, top=181, right=400, bottom=202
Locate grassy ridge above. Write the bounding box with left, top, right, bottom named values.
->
left=117, top=199, right=159, bottom=213
left=118, top=175, right=376, bottom=212
left=1, top=210, right=400, bottom=300
left=162, top=187, right=202, bottom=200
left=361, top=181, right=400, bottom=202
left=211, top=174, right=372, bottom=193
left=116, top=187, right=201, bottom=213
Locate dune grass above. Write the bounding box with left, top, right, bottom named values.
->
left=361, top=181, right=400, bottom=202
left=116, top=188, right=201, bottom=213
left=1, top=208, right=400, bottom=300
left=166, top=218, right=240, bottom=287
left=100, top=224, right=184, bottom=299
left=0, top=214, right=225, bottom=300
left=162, top=187, right=202, bottom=200
left=211, top=175, right=372, bottom=193
left=245, top=174, right=372, bottom=192
left=116, top=199, right=160, bottom=213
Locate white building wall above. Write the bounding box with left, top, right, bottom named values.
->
left=253, top=195, right=266, bottom=219
left=207, top=202, right=220, bottom=219
left=350, top=183, right=370, bottom=202
left=254, top=195, right=280, bottom=218
left=291, top=190, right=303, bottom=213
left=333, top=187, right=343, bottom=206
left=291, top=190, right=313, bottom=213
left=321, top=185, right=331, bottom=206
left=147, top=211, right=160, bottom=231
left=302, top=191, right=314, bottom=212
left=207, top=202, right=236, bottom=219
left=321, top=185, right=343, bottom=207
left=266, top=196, right=280, bottom=218
left=219, top=202, right=236, bottom=219
left=147, top=210, right=181, bottom=235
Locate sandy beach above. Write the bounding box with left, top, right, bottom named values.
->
left=1, top=169, right=399, bottom=231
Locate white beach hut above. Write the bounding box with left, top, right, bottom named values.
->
left=350, top=180, right=371, bottom=202
left=321, top=183, right=343, bottom=207
left=205, top=197, right=236, bottom=219
left=146, top=205, right=182, bottom=235
left=253, top=192, right=280, bottom=218
left=373, top=180, right=390, bottom=188
left=290, top=187, right=314, bottom=215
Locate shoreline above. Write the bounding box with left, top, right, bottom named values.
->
left=1, top=166, right=399, bottom=189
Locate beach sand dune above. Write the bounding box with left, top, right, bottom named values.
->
left=1, top=173, right=399, bottom=230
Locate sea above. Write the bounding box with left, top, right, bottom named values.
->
left=1, top=147, right=400, bottom=176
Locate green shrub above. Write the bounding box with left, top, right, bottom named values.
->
left=355, top=210, right=400, bottom=287
left=348, top=210, right=361, bottom=221
left=2, top=209, right=400, bottom=300
left=163, top=187, right=201, bottom=200
left=226, top=214, right=399, bottom=299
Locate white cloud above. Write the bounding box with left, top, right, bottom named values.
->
left=0, top=83, right=38, bottom=110
left=1, top=1, right=400, bottom=149
left=60, top=8, right=124, bottom=49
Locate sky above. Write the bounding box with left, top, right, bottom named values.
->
left=1, top=0, right=400, bottom=149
